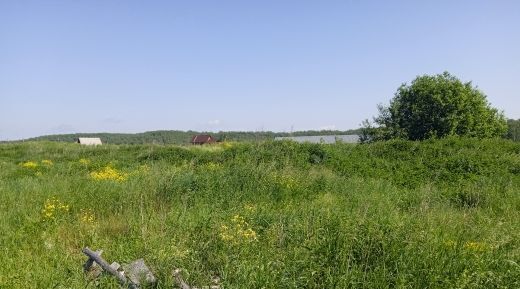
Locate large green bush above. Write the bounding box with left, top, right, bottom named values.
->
left=362, top=72, right=507, bottom=142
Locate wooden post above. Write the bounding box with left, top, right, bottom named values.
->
left=83, top=249, right=103, bottom=271
left=82, top=247, right=137, bottom=289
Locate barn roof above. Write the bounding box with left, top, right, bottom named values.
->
left=77, top=137, right=102, bottom=145
left=191, top=135, right=215, bottom=143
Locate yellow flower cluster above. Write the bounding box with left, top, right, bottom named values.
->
left=219, top=214, right=258, bottom=244
left=221, top=141, right=234, bottom=149
left=274, top=174, right=298, bottom=190
left=20, top=161, right=38, bottom=169
left=463, top=241, right=487, bottom=252
left=79, top=158, right=91, bottom=165
left=20, top=160, right=54, bottom=168
left=204, top=162, right=222, bottom=171
left=444, top=240, right=456, bottom=248
left=79, top=209, right=96, bottom=224
left=20, top=160, right=53, bottom=172
left=244, top=203, right=256, bottom=213
left=164, top=245, right=191, bottom=260
left=90, top=165, right=128, bottom=182
left=42, top=197, right=69, bottom=220
left=443, top=240, right=489, bottom=253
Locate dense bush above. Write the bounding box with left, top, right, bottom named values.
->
left=362, top=72, right=507, bottom=142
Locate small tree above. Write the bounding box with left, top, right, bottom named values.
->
left=361, top=72, right=507, bottom=142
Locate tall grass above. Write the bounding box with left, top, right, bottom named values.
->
left=0, top=138, right=518, bottom=288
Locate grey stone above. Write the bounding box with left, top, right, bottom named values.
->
left=122, top=259, right=157, bottom=287
left=110, top=262, right=121, bottom=271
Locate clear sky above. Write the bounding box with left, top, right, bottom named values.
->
left=1, top=0, right=519, bottom=140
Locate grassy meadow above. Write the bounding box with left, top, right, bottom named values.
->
left=0, top=139, right=519, bottom=288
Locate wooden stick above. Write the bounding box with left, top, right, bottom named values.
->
left=83, top=249, right=103, bottom=272
left=82, top=247, right=137, bottom=289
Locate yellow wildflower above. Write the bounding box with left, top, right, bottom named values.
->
left=219, top=225, right=234, bottom=242
left=166, top=245, right=191, bottom=259
left=41, top=159, right=53, bottom=166
left=444, top=240, right=456, bottom=249
left=90, top=165, right=128, bottom=182
left=232, top=214, right=244, bottom=224
left=20, top=161, right=38, bottom=169
left=221, top=142, right=234, bottom=149
left=41, top=197, right=69, bottom=221
left=205, top=162, right=222, bottom=171
left=79, top=158, right=91, bottom=165
left=272, top=173, right=298, bottom=190
left=79, top=209, right=96, bottom=224
left=463, top=241, right=487, bottom=253
left=242, top=228, right=258, bottom=240
left=244, top=204, right=256, bottom=213
left=219, top=214, right=258, bottom=244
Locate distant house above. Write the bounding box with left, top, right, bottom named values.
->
left=77, top=137, right=102, bottom=145
left=274, top=135, right=359, bottom=144
left=191, top=134, right=216, bottom=145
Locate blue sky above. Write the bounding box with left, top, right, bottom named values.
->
left=1, top=0, right=519, bottom=140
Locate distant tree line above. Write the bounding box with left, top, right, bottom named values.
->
left=23, top=129, right=362, bottom=145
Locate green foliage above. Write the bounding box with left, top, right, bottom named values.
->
left=362, top=72, right=507, bottom=142
left=0, top=139, right=519, bottom=288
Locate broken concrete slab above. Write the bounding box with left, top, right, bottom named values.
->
left=122, top=258, right=157, bottom=287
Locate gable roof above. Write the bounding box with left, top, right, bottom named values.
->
left=191, top=135, right=215, bottom=143
left=77, top=137, right=102, bottom=145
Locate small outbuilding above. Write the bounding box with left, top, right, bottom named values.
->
left=191, top=134, right=216, bottom=145
left=77, top=137, right=102, bottom=145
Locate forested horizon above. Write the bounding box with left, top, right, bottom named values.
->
left=5, top=119, right=519, bottom=145
left=16, top=129, right=363, bottom=145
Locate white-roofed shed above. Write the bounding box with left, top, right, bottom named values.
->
left=77, top=138, right=102, bottom=145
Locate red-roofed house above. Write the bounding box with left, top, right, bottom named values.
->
left=191, top=134, right=216, bottom=145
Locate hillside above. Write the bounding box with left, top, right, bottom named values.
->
left=0, top=138, right=518, bottom=288
left=23, top=129, right=362, bottom=145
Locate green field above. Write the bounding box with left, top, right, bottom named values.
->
left=0, top=139, right=519, bottom=288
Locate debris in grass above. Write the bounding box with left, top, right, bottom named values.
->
left=82, top=247, right=219, bottom=288
left=123, top=259, right=157, bottom=287
left=82, top=247, right=156, bottom=288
